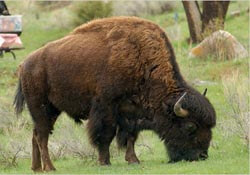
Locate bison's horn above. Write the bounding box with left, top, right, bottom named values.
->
left=174, top=92, right=189, bottom=117
left=203, top=88, right=207, bottom=96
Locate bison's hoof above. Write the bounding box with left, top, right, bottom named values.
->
left=99, top=160, right=111, bottom=166
left=43, top=165, right=56, bottom=172
left=127, top=157, right=140, bottom=164
left=31, top=166, right=42, bottom=172
left=168, top=160, right=177, bottom=164
left=128, top=161, right=140, bottom=165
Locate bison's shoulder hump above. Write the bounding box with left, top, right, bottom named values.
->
left=72, top=16, right=163, bottom=35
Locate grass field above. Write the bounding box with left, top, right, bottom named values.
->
left=0, top=1, right=249, bottom=174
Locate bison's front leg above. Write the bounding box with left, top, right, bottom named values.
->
left=87, top=98, right=116, bottom=165
left=97, top=142, right=112, bottom=165
left=96, top=121, right=116, bottom=165
left=125, top=133, right=140, bottom=164
left=125, top=119, right=155, bottom=164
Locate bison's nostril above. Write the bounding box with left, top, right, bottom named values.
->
left=199, top=152, right=208, bottom=160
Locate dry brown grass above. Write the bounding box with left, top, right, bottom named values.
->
left=222, top=71, right=249, bottom=146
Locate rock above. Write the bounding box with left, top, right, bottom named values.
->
left=191, top=79, right=217, bottom=86
left=189, top=30, right=248, bottom=60
left=230, top=10, right=241, bottom=17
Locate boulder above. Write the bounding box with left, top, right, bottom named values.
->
left=189, top=30, right=248, bottom=60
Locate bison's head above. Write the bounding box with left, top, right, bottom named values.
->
left=161, top=89, right=216, bottom=163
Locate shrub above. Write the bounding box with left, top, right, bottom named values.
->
left=36, top=1, right=72, bottom=11
left=112, top=1, right=176, bottom=16
left=222, top=71, right=249, bottom=146
left=72, top=1, right=113, bottom=26
left=0, top=144, right=22, bottom=168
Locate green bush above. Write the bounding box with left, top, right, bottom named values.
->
left=36, top=1, right=72, bottom=11
left=112, top=1, right=177, bottom=16
left=72, top=1, right=113, bottom=26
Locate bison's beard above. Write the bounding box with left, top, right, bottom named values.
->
left=164, top=140, right=208, bottom=163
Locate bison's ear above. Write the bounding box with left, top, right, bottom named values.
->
left=203, top=88, right=207, bottom=96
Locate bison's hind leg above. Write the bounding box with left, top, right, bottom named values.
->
left=87, top=98, right=116, bottom=165
left=27, top=99, right=61, bottom=172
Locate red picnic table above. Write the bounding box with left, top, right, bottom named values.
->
left=0, top=1, right=23, bottom=59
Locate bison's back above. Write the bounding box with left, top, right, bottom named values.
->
left=72, top=16, right=162, bottom=36
left=20, top=16, right=174, bottom=118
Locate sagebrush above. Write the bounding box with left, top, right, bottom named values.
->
left=222, top=71, right=249, bottom=146
left=72, top=1, right=112, bottom=26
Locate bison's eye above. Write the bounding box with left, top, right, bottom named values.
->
left=185, top=122, right=197, bottom=134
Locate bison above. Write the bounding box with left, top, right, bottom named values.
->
left=14, top=16, right=216, bottom=172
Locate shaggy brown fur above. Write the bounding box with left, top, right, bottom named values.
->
left=14, top=16, right=216, bottom=171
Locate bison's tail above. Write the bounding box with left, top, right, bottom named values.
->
left=13, top=79, right=25, bottom=115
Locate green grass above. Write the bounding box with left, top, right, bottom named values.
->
left=0, top=136, right=248, bottom=174
left=0, top=1, right=249, bottom=174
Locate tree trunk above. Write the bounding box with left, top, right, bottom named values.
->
left=202, top=1, right=230, bottom=37
left=182, top=1, right=202, bottom=43
left=182, top=0, right=230, bottom=43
